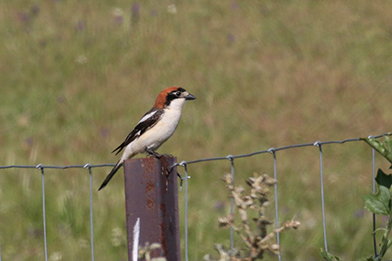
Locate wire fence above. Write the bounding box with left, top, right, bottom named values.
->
left=171, top=134, right=386, bottom=261
left=0, top=133, right=388, bottom=260
left=0, top=163, right=115, bottom=261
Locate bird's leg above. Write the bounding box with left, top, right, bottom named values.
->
left=145, top=148, right=163, bottom=159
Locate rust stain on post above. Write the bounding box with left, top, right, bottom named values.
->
left=124, top=156, right=180, bottom=261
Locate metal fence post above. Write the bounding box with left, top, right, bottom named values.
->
left=123, top=156, right=180, bottom=261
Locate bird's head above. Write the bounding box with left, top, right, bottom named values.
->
left=154, top=87, right=196, bottom=109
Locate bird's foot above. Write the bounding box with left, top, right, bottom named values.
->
left=145, top=148, right=163, bottom=159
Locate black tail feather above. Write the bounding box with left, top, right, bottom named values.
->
left=111, top=144, right=124, bottom=155
left=98, top=161, right=123, bottom=191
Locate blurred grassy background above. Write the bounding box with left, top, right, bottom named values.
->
left=1, top=0, right=392, bottom=260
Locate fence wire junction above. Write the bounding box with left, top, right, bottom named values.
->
left=0, top=132, right=390, bottom=261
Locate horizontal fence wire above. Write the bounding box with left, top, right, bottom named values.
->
left=0, top=163, right=116, bottom=170
left=171, top=133, right=389, bottom=167
left=0, top=132, right=391, bottom=260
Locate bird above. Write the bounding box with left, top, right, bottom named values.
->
left=98, top=87, right=196, bottom=191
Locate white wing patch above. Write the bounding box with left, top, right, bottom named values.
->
left=138, top=110, right=157, bottom=124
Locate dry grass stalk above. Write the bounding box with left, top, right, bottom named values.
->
left=205, top=173, right=300, bottom=261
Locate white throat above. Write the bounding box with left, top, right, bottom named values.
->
left=167, top=98, right=186, bottom=110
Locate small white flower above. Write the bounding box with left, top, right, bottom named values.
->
left=49, top=252, right=62, bottom=261
left=78, top=239, right=89, bottom=248
left=76, top=55, right=87, bottom=64
left=111, top=227, right=125, bottom=247
left=112, top=8, right=123, bottom=17
left=167, top=4, right=177, bottom=14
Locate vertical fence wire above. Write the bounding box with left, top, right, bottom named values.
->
left=371, top=148, right=377, bottom=257
left=183, top=163, right=189, bottom=261
left=227, top=155, right=235, bottom=254
left=86, top=164, right=95, bottom=261
left=38, top=165, right=49, bottom=261
left=270, top=149, right=281, bottom=261
left=315, top=142, right=328, bottom=252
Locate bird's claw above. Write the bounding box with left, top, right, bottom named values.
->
left=145, top=148, right=163, bottom=159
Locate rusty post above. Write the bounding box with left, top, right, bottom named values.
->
left=124, top=156, right=180, bottom=261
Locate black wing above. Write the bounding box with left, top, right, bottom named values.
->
left=112, top=108, right=163, bottom=155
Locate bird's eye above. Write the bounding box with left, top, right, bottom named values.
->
left=175, top=91, right=181, bottom=96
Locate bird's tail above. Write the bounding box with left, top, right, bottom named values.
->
left=98, top=160, right=123, bottom=191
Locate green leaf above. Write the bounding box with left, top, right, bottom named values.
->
left=375, top=169, right=392, bottom=189
left=363, top=137, right=385, bottom=153
left=320, top=249, right=341, bottom=261
left=362, top=135, right=392, bottom=164
left=362, top=185, right=391, bottom=215
left=385, top=136, right=392, bottom=152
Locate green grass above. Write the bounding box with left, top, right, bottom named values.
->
left=1, top=0, right=392, bottom=260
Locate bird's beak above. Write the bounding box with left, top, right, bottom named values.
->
left=185, top=92, right=196, bottom=100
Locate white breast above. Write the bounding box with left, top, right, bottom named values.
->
left=128, top=107, right=183, bottom=154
